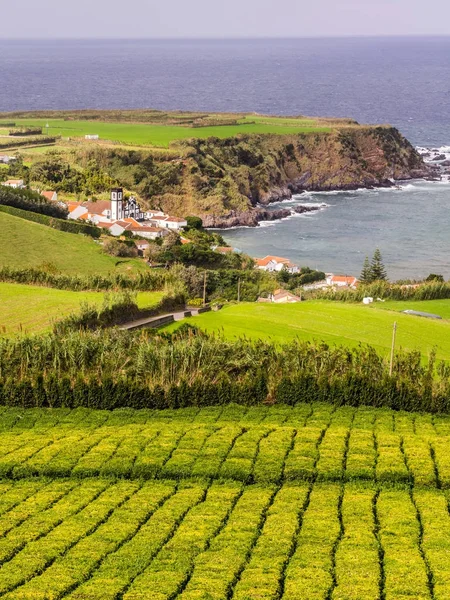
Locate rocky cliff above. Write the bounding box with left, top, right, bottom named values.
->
left=78, top=125, right=430, bottom=228
left=157, top=126, right=429, bottom=227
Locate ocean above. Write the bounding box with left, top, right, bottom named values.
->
left=1, top=37, right=449, bottom=278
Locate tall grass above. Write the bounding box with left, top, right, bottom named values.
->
left=0, top=328, right=449, bottom=412
left=0, top=266, right=170, bottom=291
left=310, top=281, right=450, bottom=302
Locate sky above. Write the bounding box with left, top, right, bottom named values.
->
left=2, top=0, right=450, bottom=39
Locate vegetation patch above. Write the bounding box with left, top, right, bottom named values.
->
left=0, top=404, right=448, bottom=598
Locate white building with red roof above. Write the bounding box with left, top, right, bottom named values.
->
left=41, top=191, right=58, bottom=203
left=2, top=179, right=24, bottom=189
left=326, top=274, right=358, bottom=288
left=255, top=255, right=299, bottom=274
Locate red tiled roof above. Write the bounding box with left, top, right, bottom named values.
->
left=129, top=226, right=163, bottom=233
left=41, top=191, right=56, bottom=201
left=81, top=200, right=111, bottom=215
left=164, top=217, right=187, bottom=223
left=330, top=275, right=358, bottom=285
left=256, top=256, right=295, bottom=267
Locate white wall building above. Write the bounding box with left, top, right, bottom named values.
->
left=2, top=179, right=24, bottom=189
left=255, top=255, right=299, bottom=274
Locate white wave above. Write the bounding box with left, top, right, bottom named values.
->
left=258, top=220, right=279, bottom=228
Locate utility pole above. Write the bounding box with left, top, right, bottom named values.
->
left=237, top=278, right=241, bottom=303
left=203, top=271, right=207, bottom=307
left=389, top=321, right=397, bottom=376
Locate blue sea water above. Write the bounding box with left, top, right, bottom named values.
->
left=1, top=37, right=449, bottom=278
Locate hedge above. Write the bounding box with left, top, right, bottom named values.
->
left=0, top=186, right=67, bottom=219
left=0, top=205, right=101, bottom=238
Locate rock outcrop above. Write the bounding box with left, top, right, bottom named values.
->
left=156, top=126, right=431, bottom=226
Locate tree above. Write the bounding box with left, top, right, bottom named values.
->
left=426, top=273, right=444, bottom=283
left=185, top=216, right=203, bottom=231
left=103, top=238, right=138, bottom=258
left=370, top=248, right=387, bottom=281
left=144, top=243, right=163, bottom=264
left=162, top=230, right=181, bottom=250
left=360, top=256, right=372, bottom=283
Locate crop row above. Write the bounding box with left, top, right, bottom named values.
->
left=2, top=404, right=450, bottom=433
left=0, top=480, right=449, bottom=599
left=1, top=406, right=450, bottom=487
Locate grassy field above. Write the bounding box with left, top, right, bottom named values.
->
left=0, top=117, right=332, bottom=148
left=0, top=283, right=164, bottom=335
left=165, top=300, right=450, bottom=359
left=0, top=403, right=448, bottom=599
left=0, top=212, right=146, bottom=275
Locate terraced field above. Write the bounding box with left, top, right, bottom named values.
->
left=1, top=403, right=450, bottom=599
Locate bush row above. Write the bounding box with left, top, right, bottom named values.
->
left=0, top=373, right=268, bottom=410
left=0, top=204, right=101, bottom=238
left=0, top=186, right=67, bottom=219
left=0, top=266, right=169, bottom=291
left=1, top=329, right=449, bottom=414
left=0, top=136, right=57, bottom=149
left=312, top=280, right=450, bottom=302
left=1, top=369, right=449, bottom=414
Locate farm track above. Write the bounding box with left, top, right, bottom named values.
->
left=1, top=403, right=450, bottom=598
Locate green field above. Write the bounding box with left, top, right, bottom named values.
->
left=0, top=403, right=448, bottom=599
left=0, top=117, right=331, bottom=148
left=0, top=283, right=164, bottom=335
left=0, top=212, right=146, bottom=275
left=165, top=300, right=450, bottom=360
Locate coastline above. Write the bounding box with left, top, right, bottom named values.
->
left=204, top=145, right=448, bottom=230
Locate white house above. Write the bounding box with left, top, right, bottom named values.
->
left=149, top=215, right=187, bottom=231
left=134, top=239, right=151, bottom=255
left=2, top=179, right=24, bottom=189
left=255, top=255, right=299, bottom=274
left=326, top=274, right=358, bottom=288
left=128, top=225, right=167, bottom=240
left=85, top=134, right=99, bottom=140
left=98, top=221, right=129, bottom=237
left=271, top=289, right=302, bottom=303
left=164, top=216, right=188, bottom=230
left=144, top=210, right=166, bottom=220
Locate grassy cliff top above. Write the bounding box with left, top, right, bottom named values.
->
left=0, top=110, right=359, bottom=148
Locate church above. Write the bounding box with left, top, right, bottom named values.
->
left=110, top=188, right=144, bottom=221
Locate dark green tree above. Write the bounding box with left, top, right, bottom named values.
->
left=425, top=273, right=444, bottom=283
left=185, top=216, right=203, bottom=231
left=360, top=256, right=372, bottom=283
left=370, top=248, right=387, bottom=281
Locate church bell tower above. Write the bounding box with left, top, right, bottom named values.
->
left=110, top=188, right=123, bottom=221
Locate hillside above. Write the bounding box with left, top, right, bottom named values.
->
left=0, top=111, right=430, bottom=226
left=164, top=300, right=450, bottom=360
left=0, top=283, right=164, bottom=335
left=0, top=403, right=448, bottom=599
left=0, top=212, right=146, bottom=275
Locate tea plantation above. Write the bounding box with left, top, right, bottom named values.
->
left=0, top=402, right=449, bottom=598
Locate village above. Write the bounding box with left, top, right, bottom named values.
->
left=1, top=177, right=360, bottom=301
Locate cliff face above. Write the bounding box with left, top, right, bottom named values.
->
left=86, top=125, right=429, bottom=227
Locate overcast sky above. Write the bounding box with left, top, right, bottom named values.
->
left=2, top=0, right=450, bottom=39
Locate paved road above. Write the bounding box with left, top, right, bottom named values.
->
left=119, top=307, right=207, bottom=331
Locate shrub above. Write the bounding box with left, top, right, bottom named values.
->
left=103, top=238, right=138, bottom=258
left=0, top=186, right=67, bottom=219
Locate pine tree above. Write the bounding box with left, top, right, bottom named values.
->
left=370, top=248, right=387, bottom=281
left=360, top=256, right=372, bottom=283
